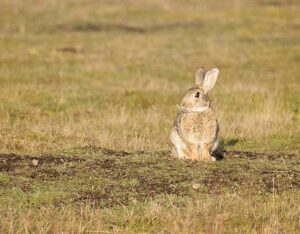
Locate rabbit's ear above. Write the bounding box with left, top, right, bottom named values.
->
left=203, top=68, right=219, bottom=94
left=195, top=67, right=206, bottom=86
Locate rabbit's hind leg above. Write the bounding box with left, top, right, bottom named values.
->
left=187, top=143, right=200, bottom=161
left=200, top=142, right=214, bottom=161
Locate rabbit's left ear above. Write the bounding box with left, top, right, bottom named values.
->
left=203, top=68, right=219, bottom=94
left=195, top=67, right=206, bottom=86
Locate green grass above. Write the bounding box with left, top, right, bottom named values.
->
left=0, top=0, right=299, bottom=233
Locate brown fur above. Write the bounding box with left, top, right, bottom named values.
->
left=170, top=67, right=220, bottom=161
left=180, top=110, right=218, bottom=144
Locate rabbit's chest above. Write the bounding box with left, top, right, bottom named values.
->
left=179, top=112, right=217, bottom=144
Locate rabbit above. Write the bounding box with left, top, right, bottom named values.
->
left=170, top=67, right=220, bottom=161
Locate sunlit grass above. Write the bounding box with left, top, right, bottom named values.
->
left=1, top=1, right=299, bottom=155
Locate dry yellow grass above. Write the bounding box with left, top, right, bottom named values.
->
left=0, top=0, right=299, bottom=155
left=1, top=192, right=299, bottom=233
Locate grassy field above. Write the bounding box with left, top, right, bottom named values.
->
left=0, top=0, right=299, bottom=233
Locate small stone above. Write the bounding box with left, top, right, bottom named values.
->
left=192, top=183, right=201, bottom=190
left=32, top=159, right=39, bottom=166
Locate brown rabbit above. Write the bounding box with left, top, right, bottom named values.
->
left=170, top=68, right=220, bottom=161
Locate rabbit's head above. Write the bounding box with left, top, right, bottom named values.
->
left=181, top=68, right=219, bottom=112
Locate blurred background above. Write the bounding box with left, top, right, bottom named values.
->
left=0, top=0, right=299, bottom=155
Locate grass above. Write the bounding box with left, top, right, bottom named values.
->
left=1, top=149, right=299, bottom=233
left=1, top=149, right=299, bottom=234
left=0, top=0, right=299, bottom=233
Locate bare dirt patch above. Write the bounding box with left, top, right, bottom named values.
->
left=0, top=148, right=299, bottom=207
left=57, top=21, right=203, bottom=34
left=224, top=150, right=298, bottom=160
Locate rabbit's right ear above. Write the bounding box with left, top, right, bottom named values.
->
left=195, top=67, right=206, bottom=86
left=202, top=68, right=219, bottom=94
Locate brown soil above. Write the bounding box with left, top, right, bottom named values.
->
left=0, top=148, right=299, bottom=208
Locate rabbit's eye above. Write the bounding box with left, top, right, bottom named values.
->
left=195, top=92, right=201, bottom=98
